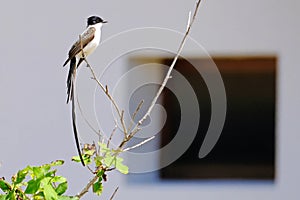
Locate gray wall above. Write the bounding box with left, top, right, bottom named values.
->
left=0, top=0, right=299, bottom=199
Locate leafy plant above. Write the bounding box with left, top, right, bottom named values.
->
left=0, top=160, right=77, bottom=200
left=0, top=0, right=202, bottom=199
left=72, top=143, right=128, bottom=197
left=0, top=146, right=129, bottom=200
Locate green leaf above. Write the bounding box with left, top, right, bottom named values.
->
left=41, top=163, right=51, bottom=171
left=50, top=160, right=64, bottom=167
left=98, top=142, right=110, bottom=152
left=33, top=191, right=45, bottom=199
left=92, top=179, right=103, bottom=196
left=0, top=179, right=11, bottom=192
left=115, top=157, right=129, bottom=174
left=0, top=194, right=8, bottom=200
left=96, top=169, right=105, bottom=178
left=7, top=191, right=16, bottom=200
left=94, top=156, right=103, bottom=167
left=45, top=170, right=56, bottom=178
left=51, top=176, right=66, bottom=184
left=33, top=167, right=44, bottom=179
left=71, top=156, right=81, bottom=163
left=43, top=180, right=58, bottom=200
left=72, top=155, right=91, bottom=165
left=82, top=155, right=93, bottom=165
left=55, top=182, right=68, bottom=195
left=104, top=154, right=115, bottom=168
left=84, top=149, right=95, bottom=156
left=25, top=179, right=40, bottom=194
left=15, top=169, right=28, bottom=184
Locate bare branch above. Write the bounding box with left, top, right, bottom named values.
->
left=123, top=136, right=155, bottom=152
left=86, top=165, right=94, bottom=174
left=76, top=174, right=98, bottom=198
left=105, top=85, right=109, bottom=94
left=85, top=59, right=128, bottom=135
left=109, top=187, right=119, bottom=200
left=128, top=0, right=203, bottom=139
left=120, top=110, right=127, bottom=136
left=127, top=99, right=144, bottom=133
left=107, top=123, right=118, bottom=148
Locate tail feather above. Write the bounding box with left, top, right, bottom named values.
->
left=66, top=58, right=76, bottom=104
left=66, top=57, right=85, bottom=166
left=72, top=95, right=85, bottom=166
left=77, top=58, right=84, bottom=68
left=63, top=58, right=70, bottom=67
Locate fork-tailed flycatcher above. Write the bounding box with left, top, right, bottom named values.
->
left=63, top=16, right=107, bottom=166
left=63, top=16, right=107, bottom=103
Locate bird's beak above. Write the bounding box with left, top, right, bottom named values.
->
left=103, top=20, right=108, bottom=24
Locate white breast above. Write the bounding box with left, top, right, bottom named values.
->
left=77, top=23, right=103, bottom=58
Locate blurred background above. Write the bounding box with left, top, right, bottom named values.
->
left=0, top=0, right=299, bottom=199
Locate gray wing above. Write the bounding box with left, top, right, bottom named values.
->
left=63, top=27, right=96, bottom=66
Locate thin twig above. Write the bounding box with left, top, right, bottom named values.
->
left=76, top=174, right=99, bottom=198
left=86, top=165, right=94, bottom=174
left=118, top=127, right=141, bottom=149
left=128, top=0, right=202, bottom=140
left=120, top=110, right=127, bottom=136
left=85, top=59, right=128, bottom=135
left=127, top=99, right=144, bottom=133
left=86, top=61, right=116, bottom=111
left=123, top=136, right=155, bottom=152
left=107, top=123, right=118, bottom=148
left=109, top=187, right=119, bottom=200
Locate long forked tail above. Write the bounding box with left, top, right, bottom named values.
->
left=71, top=96, right=85, bottom=166
left=66, top=58, right=76, bottom=104
left=66, top=57, right=85, bottom=166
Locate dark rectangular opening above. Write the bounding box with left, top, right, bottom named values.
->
left=160, top=56, right=276, bottom=180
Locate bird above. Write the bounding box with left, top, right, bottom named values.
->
left=63, top=16, right=107, bottom=103
left=63, top=16, right=107, bottom=166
